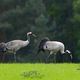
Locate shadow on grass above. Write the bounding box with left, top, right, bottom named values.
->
left=21, top=70, right=44, bottom=79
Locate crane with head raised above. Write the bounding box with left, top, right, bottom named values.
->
left=0, top=32, right=36, bottom=62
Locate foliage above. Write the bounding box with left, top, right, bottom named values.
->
left=0, top=0, right=80, bottom=62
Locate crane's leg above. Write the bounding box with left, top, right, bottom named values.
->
left=14, top=52, right=16, bottom=62
left=2, top=53, right=5, bottom=62
left=46, top=51, right=53, bottom=63
left=53, top=53, right=56, bottom=63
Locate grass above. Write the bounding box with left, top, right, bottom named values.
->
left=0, top=63, right=80, bottom=80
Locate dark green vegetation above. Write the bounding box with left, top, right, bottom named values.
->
left=0, top=0, right=80, bottom=62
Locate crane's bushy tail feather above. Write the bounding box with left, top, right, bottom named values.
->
left=36, top=37, right=49, bottom=56
left=0, top=42, right=7, bottom=52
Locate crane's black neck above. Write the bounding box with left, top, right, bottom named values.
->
left=27, top=34, right=30, bottom=42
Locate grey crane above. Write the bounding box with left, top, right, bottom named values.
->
left=37, top=37, right=72, bottom=63
left=0, top=32, right=36, bottom=62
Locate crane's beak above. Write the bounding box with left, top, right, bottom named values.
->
left=70, top=54, right=72, bottom=60
left=32, top=34, right=37, bottom=37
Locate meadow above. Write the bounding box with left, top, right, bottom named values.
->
left=0, top=63, right=80, bottom=80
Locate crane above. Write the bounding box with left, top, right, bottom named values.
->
left=0, top=32, right=36, bottom=62
left=37, top=37, right=72, bottom=63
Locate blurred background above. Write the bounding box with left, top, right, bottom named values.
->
left=0, top=0, right=80, bottom=63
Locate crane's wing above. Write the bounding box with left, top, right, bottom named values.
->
left=5, top=40, right=29, bottom=51
left=5, top=40, right=23, bottom=50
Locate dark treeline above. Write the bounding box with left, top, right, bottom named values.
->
left=0, top=0, right=80, bottom=63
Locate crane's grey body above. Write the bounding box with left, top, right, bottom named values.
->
left=43, top=41, right=65, bottom=54
left=37, top=38, right=72, bottom=63
left=5, top=40, right=29, bottom=53
left=0, top=32, right=36, bottom=62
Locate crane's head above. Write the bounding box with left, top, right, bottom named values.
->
left=27, top=32, right=36, bottom=37
left=66, top=50, right=72, bottom=60
left=27, top=32, right=32, bottom=35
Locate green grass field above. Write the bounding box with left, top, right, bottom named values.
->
left=0, top=63, right=80, bottom=80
